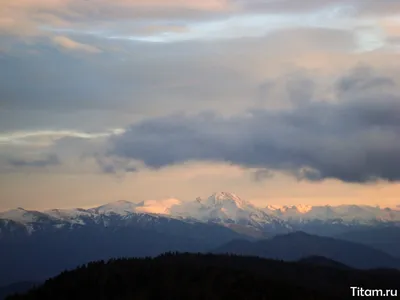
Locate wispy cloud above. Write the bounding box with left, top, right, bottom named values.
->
left=1, top=0, right=399, bottom=48
left=52, top=36, right=102, bottom=53
left=0, top=129, right=124, bottom=146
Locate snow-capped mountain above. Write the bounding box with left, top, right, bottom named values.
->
left=1, top=193, right=399, bottom=238
left=0, top=198, right=247, bottom=287
left=0, top=208, right=52, bottom=224
left=0, top=192, right=288, bottom=238
left=45, top=208, right=97, bottom=225
left=265, top=204, right=312, bottom=214
left=265, top=204, right=400, bottom=223
left=167, top=192, right=289, bottom=232
left=2, top=193, right=399, bottom=287
left=90, top=200, right=138, bottom=216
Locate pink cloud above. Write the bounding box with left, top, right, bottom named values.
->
left=0, top=0, right=231, bottom=40
left=52, top=36, right=102, bottom=53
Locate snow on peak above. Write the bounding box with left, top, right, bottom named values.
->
left=45, top=208, right=94, bottom=224
left=166, top=192, right=276, bottom=226
left=0, top=208, right=48, bottom=223
left=265, top=204, right=312, bottom=214
left=265, top=205, right=281, bottom=211
left=294, top=204, right=313, bottom=213
left=92, top=200, right=137, bottom=216
left=203, top=192, right=250, bottom=209
left=0, top=208, right=26, bottom=220
left=46, top=208, right=89, bottom=216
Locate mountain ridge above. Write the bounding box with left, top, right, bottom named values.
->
left=2, top=191, right=400, bottom=288
left=1, top=193, right=399, bottom=234
left=212, top=231, right=400, bottom=270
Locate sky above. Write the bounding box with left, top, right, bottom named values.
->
left=1, top=0, right=400, bottom=210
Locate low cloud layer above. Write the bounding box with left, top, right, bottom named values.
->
left=109, top=68, right=400, bottom=183
left=7, top=154, right=60, bottom=168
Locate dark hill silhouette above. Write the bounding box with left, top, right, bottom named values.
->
left=6, top=253, right=400, bottom=300
left=297, top=255, right=352, bottom=270
left=335, top=226, right=400, bottom=258
left=0, top=283, right=38, bottom=300
left=213, top=231, right=400, bottom=269
left=0, top=217, right=244, bottom=286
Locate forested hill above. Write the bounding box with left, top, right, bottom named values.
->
left=7, top=253, right=400, bottom=300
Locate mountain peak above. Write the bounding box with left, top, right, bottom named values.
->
left=45, top=208, right=94, bottom=222
left=0, top=208, right=43, bottom=223
left=205, top=192, right=249, bottom=208
left=212, top=192, right=239, bottom=198
left=265, top=204, right=312, bottom=214
left=295, top=204, right=313, bottom=213
left=0, top=207, right=27, bottom=216
left=92, top=200, right=137, bottom=215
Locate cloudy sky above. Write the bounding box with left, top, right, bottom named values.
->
left=1, top=0, right=400, bottom=210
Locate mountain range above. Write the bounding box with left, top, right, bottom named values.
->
left=213, top=231, right=400, bottom=269
left=1, top=192, right=400, bottom=288
left=1, top=192, right=399, bottom=236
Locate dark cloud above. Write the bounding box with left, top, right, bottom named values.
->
left=125, top=166, right=138, bottom=173
left=336, top=65, right=396, bottom=95
left=96, top=157, right=117, bottom=174
left=252, top=169, right=274, bottom=182
left=94, top=154, right=138, bottom=175
left=108, top=67, right=400, bottom=183
left=284, top=71, right=316, bottom=106
left=7, top=154, right=60, bottom=168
